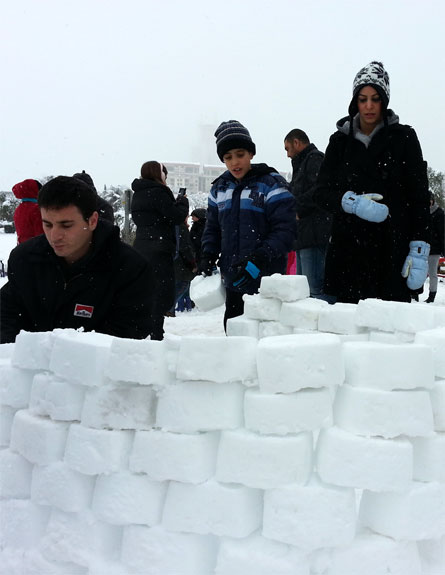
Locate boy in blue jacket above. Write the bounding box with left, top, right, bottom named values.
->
left=200, top=120, right=296, bottom=329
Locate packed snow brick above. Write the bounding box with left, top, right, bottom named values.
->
left=415, top=327, right=445, bottom=378
left=262, top=476, right=356, bottom=550
left=64, top=423, right=133, bottom=475
left=333, top=384, right=434, bottom=438
left=260, top=273, right=310, bottom=302
left=129, top=429, right=219, bottom=484
left=433, top=305, right=445, bottom=327
left=21, top=551, right=88, bottom=575
left=0, top=342, right=14, bottom=359
left=190, top=272, right=225, bottom=311
left=243, top=293, right=282, bottom=321
left=0, top=449, right=33, bottom=499
left=368, top=329, right=414, bottom=344
left=121, top=525, right=217, bottom=575
left=430, top=378, right=445, bottom=430
left=318, top=303, right=367, bottom=335
left=177, top=335, right=257, bottom=383
left=0, top=404, right=17, bottom=447
left=91, top=471, right=167, bottom=526
left=0, top=499, right=50, bottom=549
left=359, top=481, right=445, bottom=540
left=244, top=386, right=333, bottom=435
left=0, top=362, right=35, bottom=408
left=342, top=341, right=434, bottom=390
left=49, top=330, right=113, bottom=387
left=279, top=298, right=328, bottom=330
left=411, top=433, right=445, bottom=482
left=11, top=330, right=55, bottom=370
left=104, top=337, right=168, bottom=386
left=226, top=316, right=260, bottom=338
left=215, top=428, right=312, bottom=488
left=29, top=372, right=86, bottom=421
left=258, top=321, right=294, bottom=338
left=257, top=333, right=344, bottom=393
left=40, top=508, right=122, bottom=566
left=31, top=462, right=95, bottom=513
left=355, top=298, right=400, bottom=332
left=10, top=410, right=70, bottom=465
left=156, top=380, right=244, bottom=432
left=162, top=479, right=263, bottom=538
left=80, top=382, right=156, bottom=430
left=326, top=532, right=422, bottom=575
left=417, top=537, right=445, bottom=575
left=215, top=532, right=310, bottom=575
left=391, top=301, right=436, bottom=333
left=316, top=426, right=413, bottom=491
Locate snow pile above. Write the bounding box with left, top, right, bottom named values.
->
left=0, top=275, right=445, bottom=574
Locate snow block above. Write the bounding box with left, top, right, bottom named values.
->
left=104, top=337, right=168, bottom=386
left=177, top=335, right=257, bottom=383
left=316, top=426, right=413, bottom=491
left=64, top=423, right=133, bottom=475
left=391, top=301, right=436, bottom=333
left=49, top=330, right=113, bottom=387
left=29, top=372, right=86, bottom=421
left=92, top=471, right=167, bottom=526
left=40, top=508, right=122, bottom=566
left=226, top=316, right=260, bottom=338
left=243, top=293, right=282, bottom=321
left=81, top=382, right=156, bottom=430
left=10, top=410, right=70, bottom=465
left=412, top=433, right=445, bottom=482
left=318, top=303, right=366, bottom=335
left=12, top=330, right=54, bottom=370
left=430, top=379, right=445, bottom=430
left=359, top=481, right=445, bottom=540
left=257, top=334, right=344, bottom=393
left=0, top=404, right=17, bottom=447
left=215, top=428, right=312, bottom=488
left=156, top=381, right=244, bottom=432
left=190, top=272, right=225, bottom=311
left=262, top=477, right=356, bottom=550
left=244, top=386, right=333, bottom=435
left=259, top=321, right=294, bottom=338
left=279, top=298, right=328, bottom=330
left=368, top=330, right=413, bottom=344
left=162, top=479, right=263, bottom=537
left=0, top=449, right=33, bottom=499
left=326, top=531, right=422, bottom=575
left=121, top=524, right=217, bottom=575
left=433, top=305, right=445, bottom=327
left=215, top=532, right=310, bottom=575
left=0, top=342, right=14, bottom=359
left=31, top=462, right=95, bottom=512
left=415, top=327, right=445, bottom=378
left=0, top=499, right=50, bottom=549
left=355, top=298, right=400, bottom=332
left=0, top=363, right=35, bottom=408
left=333, top=384, right=434, bottom=438
left=130, top=429, right=219, bottom=484
left=343, top=341, right=434, bottom=390
left=260, top=273, right=310, bottom=302
left=22, top=551, right=88, bottom=575
left=417, top=537, right=445, bottom=575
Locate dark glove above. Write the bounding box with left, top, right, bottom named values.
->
left=232, top=253, right=264, bottom=289
left=198, top=253, right=217, bottom=277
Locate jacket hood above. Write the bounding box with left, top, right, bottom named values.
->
left=131, top=178, right=166, bottom=193
left=336, top=109, right=400, bottom=135
left=12, top=179, right=40, bottom=200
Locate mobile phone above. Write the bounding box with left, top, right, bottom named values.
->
left=178, top=188, right=187, bottom=196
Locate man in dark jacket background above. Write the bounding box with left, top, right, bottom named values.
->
left=284, top=129, right=331, bottom=297
left=0, top=176, right=153, bottom=343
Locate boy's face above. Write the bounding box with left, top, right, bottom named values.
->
left=222, top=148, right=254, bottom=180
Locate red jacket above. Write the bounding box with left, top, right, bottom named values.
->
left=12, top=179, right=44, bottom=244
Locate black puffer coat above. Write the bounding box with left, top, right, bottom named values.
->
left=314, top=111, right=430, bottom=303
left=290, top=144, right=332, bottom=250
left=430, top=203, right=444, bottom=256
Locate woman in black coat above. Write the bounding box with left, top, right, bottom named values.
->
left=131, top=161, right=189, bottom=339
left=314, top=61, right=430, bottom=303
left=425, top=192, right=445, bottom=302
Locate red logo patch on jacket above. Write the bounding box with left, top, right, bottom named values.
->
left=74, top=304, right=94, bottom=318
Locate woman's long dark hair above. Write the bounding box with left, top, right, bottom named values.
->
left=140, top=161, right=167, bottom=184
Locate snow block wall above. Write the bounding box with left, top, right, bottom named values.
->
left=0, top=274, right=445, bottom=575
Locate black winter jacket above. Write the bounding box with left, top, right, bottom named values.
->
left=131, top=178, right=189, bottom=256
left=0, top=221, right=154, bottom=343
left=314, top=112, right=430, bottom=303
left=290, top=144, right=332, bottom=250
left=190, top=218, right=206, bottom=262
left=174, top=223, right=196, bottom=283
left=430, top=203, right=445, bottom=256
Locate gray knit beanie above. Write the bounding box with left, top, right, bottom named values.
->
left=348, top=61, right=390, bottom=117
left=214, top=120, right=256, bottom=161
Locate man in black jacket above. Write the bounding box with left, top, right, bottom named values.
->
left=284, top=129, right=331, bottom=298
left=0, top=176, right=153, bottom=343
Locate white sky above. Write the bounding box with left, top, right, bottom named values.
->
left=1, top=0, right=444, bottom=191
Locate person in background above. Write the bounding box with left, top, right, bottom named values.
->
left=0, top=176, right=153, bottom=343
left=284, top=128, right=331, bottom=297
left=12, top=179, right=44, bottom=244
left=314, top=61, right=430, bottom=303
left=190, top=208, right=207, bottom=262
left=167, top=216, right=197, bottom=316
left=424, top=191, right=444, bottom=303
left=131, top=161, right=189, bottom=339
left=200, top=120, right=296, bottom=329
left=73, top=170, right=114, bottom=223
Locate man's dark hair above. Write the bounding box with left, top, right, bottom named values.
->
left=284, top=129, right=310, bottom=145
left=38, top=176, right=98, bottom=221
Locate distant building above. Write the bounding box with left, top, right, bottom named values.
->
left=163, top=162, right=225, bottom=194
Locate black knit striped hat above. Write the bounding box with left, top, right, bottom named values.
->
left=214, top=120, right=256, bottom=161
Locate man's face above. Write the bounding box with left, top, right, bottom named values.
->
left=41, top=205, right=98, bottom=263
left=284, top=138, right=300, bottom=159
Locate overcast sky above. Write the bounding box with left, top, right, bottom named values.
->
left=1, top=0, right=444, bottom=191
